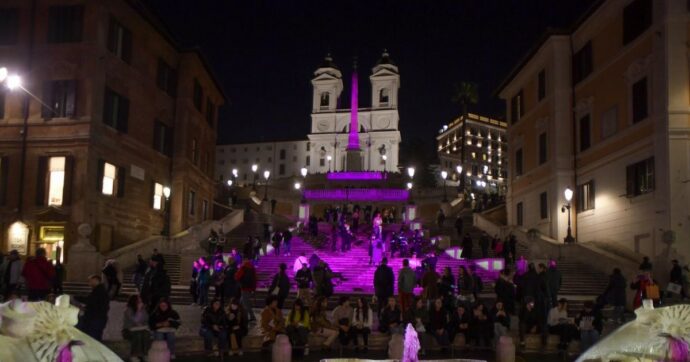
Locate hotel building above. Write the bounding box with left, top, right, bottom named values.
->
left=436, top=113, right=508, bottom=195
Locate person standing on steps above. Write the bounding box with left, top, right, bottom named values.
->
left=603, top=268, right=626, bottom=323
left=374, top=258, right=394, bottom=318
left=134, top=254, right=148, bottom=292
left=295, top=262, right=313, bottom=306
left=76, top=274, right=110, bottom=341
left=479, top=232, right=490, bottom=259
left=398, top=259, right=416, bottom=315
left=271, top=230, right=282, bottom=257
left=436, top=209, right=446, bottom=229
left=669, top=259, right=686, bottom=299
left=235, top=260, right=257, bottom=322
left=22, top=247, right=55, bottom=301
left=0, top=250, right=22, bottom=300
left=268, top=263, right=291, bottom=309
left=283, top=228, right=293, bottom=257
left=546, top=260, right=562, bottom=308
left=151, top=249, right=165, bottom=268
left=461, top=233, right=474, bottom=260
left=639, top=256, right=653, bottom=271
left=454, top=215, right=464, bottom=238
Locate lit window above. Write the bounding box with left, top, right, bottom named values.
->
left=102, top=162, right=116, bottom=195
left=48, top=157, right=65, bottom=206
left=153, top=182, right=163, bottom=210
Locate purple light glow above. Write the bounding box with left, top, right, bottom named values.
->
left=347, top=68, right=360, bottom=150
left=304, top=188, right=409, bottom=201
left=327, top=171, right=386, bottom=181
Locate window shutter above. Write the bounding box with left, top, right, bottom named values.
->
left=36, top=156, right=48, bottom=205
left=65, top=80, right=76, bottom=118
left=589, top=181, right=596, bottom=209
left=42, top=82, right=53, bottom=118
left=150, top=181, right=155, bottom=209
left=165, top=127, right=174, bottom=157
left=62, top=155, right=74, bottom=205
left=0, top=156, right=8, bottom=206
left=168, top=69, right=178, bottom=97
left=117, top=97, right=129, bottom=133
left=117, top=166, right=126, bottom=198
left=122, top=27, right=132, bottom=64
left=97, top=159, right=105, bottom=194
left=106, top=17, right=117, bottom=53
left=103, top=88, right=112, bottom=126
left=626, top=164, right=635, bottom=196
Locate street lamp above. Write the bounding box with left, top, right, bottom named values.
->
left=300, top=167, right=308, bottom=178
left=441, top=170, right=448, bottom=202
left=407, top=182, right=413, bottom=190
left=227, top=179, right=233, bottom=187
left=407, top=167, right=415, bottom=178
left=382, top=154, right=388, bottom=171
left=263, top=170, right=270, bottom=201
left=299, top=167, right=308, bottom=203
left=327, top=155, right=332, bottom=172
left=251, top=164, right=258, bottom=191
left=162, top=186, right=171, bottom=237
left=562, top=187, right=575, bottom=243
left=6, top=75, right=21, bottom=90
left=294, top=182, right=301, bottom=190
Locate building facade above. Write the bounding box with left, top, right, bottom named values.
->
left=216, top=52, right=402, bottom=183
left=0, top=0, right=224, bottom=260
left=436, top=113, right=508, bottom=195
left=216, top=140, right=309, bottom=185
left=498, top=0, right=690, bottom=261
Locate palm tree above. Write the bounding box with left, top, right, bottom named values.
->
left=451, top=82, right=479, bottom=198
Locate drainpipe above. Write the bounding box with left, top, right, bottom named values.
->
left=16, top=0, right=37, bottom=220
left=568, top=36, right=579, bottom=242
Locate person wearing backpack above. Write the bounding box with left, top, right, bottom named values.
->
left=268, top=263, right=291, bottom=308
left=235, top=260, right=257, bottom=322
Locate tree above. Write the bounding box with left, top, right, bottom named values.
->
left=451, top=81, right=479, bottom=197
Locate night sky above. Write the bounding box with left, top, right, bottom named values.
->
left=146, top=0, right=596, bottom=146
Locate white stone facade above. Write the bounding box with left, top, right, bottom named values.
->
left=216, top=52, right=402, bottom=182
left=307, top=53, right=401, bottom=174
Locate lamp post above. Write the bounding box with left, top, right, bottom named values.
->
left=382, top=154, right=388, bottom=172
left=300, top=167, right=308, bottom=204
left=327, top=155, right=332, bottom=172
left=561, top=187, right=575, bottom=243
left=407, top=167, right=416, bottom=204
left=162, top=186, right=171, bottom=237
left=263, top=170, right=270, bottom=201
left=232, top=168, right=238, bottom=186
left=251, top=164, right=258, bottom=191
left=441, top=170, right=448, bottom=202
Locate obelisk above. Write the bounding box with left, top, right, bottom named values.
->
left=346, top=61, right=363, bottom=171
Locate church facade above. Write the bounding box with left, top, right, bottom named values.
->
left=216, top=51, right=402, bottom=182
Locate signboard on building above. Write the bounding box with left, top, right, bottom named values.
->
left=130, top=165, right=145, bottom=181
left=8, top=221, right=29, bottom=255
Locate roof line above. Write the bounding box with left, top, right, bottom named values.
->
left=124, top=0, right=228, bottom=102
left=492, top=0, right=605, bottom=97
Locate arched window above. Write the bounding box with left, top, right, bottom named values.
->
left=379, top=88, right=389, bottom=105
left=320, top=92, right=330, bottom=107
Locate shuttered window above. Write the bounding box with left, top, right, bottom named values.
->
left=42, top=80, right=77, bottom=119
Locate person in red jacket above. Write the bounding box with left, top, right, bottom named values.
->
left=235, top=260, right=257, bottom=322
left=22, top=247, right=56, bottom=301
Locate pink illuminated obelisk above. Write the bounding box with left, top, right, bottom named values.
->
left=346, top=60, right=364, bottom=171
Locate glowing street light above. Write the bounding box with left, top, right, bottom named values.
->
left=326, top=155, right=332, bottom=172
left=6, top=75, right=21, bottom=90
left=561, top=187, right=575, bottom=243
left=162, top=186, right=172, bottom=237
left=407, top=167, right=415, bottom=178
left=263, top=170, right=270, bottom=201
left=456, top=165, right=463, bottom=174
left=232, top=168, right=238, bottom=178
left=300, top=167, right=308, bottom=178
left=0, top=67, right=7, bottom=83
left=294, top=182, right=301, bottom=190
left=406, top=182, right=413, bottom=190
left=441, top=170, right=448, bottom=202
left=251, top=164, right=258, bottom=190
left=227, top=179, right=233, bottom=187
